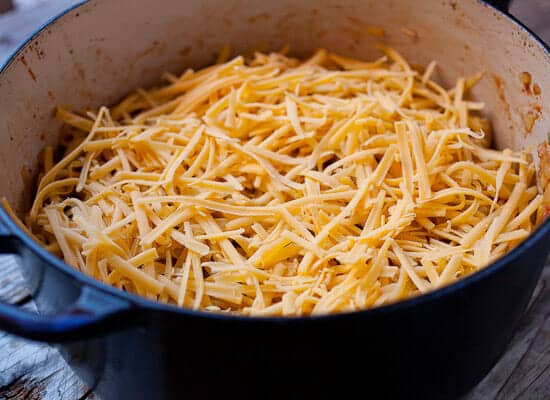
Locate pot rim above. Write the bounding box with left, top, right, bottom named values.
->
left=1, top=0, right=549, bottom=323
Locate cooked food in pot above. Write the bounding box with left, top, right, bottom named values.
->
left=23, top=48, right=544, bottom=316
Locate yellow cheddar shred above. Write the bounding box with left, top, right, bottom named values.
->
left=25, top=48, right=544, bottom=316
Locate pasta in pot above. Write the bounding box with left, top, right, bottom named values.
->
left=24, top=47, right=544, bottom=316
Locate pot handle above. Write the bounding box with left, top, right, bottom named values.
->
left=0, top=220, right=135, bottom=343
left=486, top=0, right=511, bottom=12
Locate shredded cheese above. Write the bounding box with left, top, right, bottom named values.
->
left=25, top=48, right=544, bottom=316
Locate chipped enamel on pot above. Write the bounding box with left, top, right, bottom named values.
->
left=0, top=0, right=548, bottom=217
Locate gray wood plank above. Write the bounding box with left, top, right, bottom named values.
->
left=0, top=256, right=30, bottom=304
left=464, top=268, right=550, bottom=400
left=496, top=278, right=550, bottom=400
left=0, top=301, right=92, bottom=400
left=0, top=257, right=91, bottom=400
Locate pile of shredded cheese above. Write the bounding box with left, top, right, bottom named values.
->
left=26, top=48, right=544, bottom=316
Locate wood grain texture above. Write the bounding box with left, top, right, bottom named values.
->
left=0, top=256, right=29, bottom=305
left=0, top=257, right=92, bottom=400
left=464, top=267, right=550, bottom=400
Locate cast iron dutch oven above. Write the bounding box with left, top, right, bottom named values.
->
left=0, top=0, right=548, bottom=398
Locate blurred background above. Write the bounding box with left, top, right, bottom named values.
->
left=0, top=0, right=549, bottom=64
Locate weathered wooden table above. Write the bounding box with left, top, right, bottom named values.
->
left=0, top=1, right=549, bottom=399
